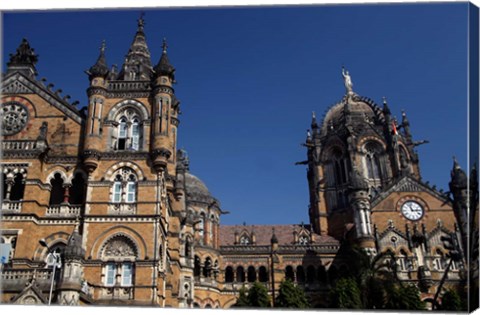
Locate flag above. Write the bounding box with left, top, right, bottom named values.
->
left=392, top=121, right=398, bottom=135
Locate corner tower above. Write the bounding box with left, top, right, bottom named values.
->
left=305, top=68, right=424, bottom=242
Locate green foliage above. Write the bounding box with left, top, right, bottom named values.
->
left=233, top=286, right=249, bottom=307
left=275, top=279, right=310, bottom=308
left=233, top=282, right=270, bottom=308
left=439, top=288, right=463, bottom=311
left=384, top=283, right=425, bottom=310
left=329, top=277, right=362, bottom=309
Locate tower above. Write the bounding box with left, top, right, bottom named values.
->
left=306, top=68, right=422, bottom=245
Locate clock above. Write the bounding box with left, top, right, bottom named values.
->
left=401, top=200, right=424, bottom=221
left=1, top=102, right=29, bottom=135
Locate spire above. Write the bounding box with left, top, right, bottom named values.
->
left=154, top=38, right=175, bottom=80
left=270, top=227, right=278, bottom=244
left=311, top=111, right=319, bottom=131
left=450, top=156, right=467, bottom=189
left=7, top=38, right=39, bottom=78
left=382, top=96, right=391, bottom=116
left=86, top=40, right=109, bottom=80
left=119, top=14, right=153, bottom=81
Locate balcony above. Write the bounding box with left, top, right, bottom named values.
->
left=108, top=203, right=136, bottom=215
left=46, top=204, right=82, bottom=217
left=2, top=140, right=39, bottom=150
left=1, top=268, right=52, bottom=290
left=1, top=200, right=22, bottom=213
left=98, top=286, right=134, bottom=300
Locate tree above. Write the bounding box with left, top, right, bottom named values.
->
left=439, top=288, right=463, bottom=311
left=247, top=282, right=270, bottom=307
left=384, top=283, right=425, bottom=310
left=233, top=286, right=249, bottom=307
left=347, top=245, right=398, bottom=309
left=329, top=277, right=362, bottom=309
left=275, top=279, right=310, bottom=308
left=233, top=282, right=270, bottom=308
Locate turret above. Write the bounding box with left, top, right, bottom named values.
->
left=6, top=38, right=38, bottom=79
left=151, top=38, right=179, bottom=173
left=84, top=41, right=109, bottom=173
left=58, top=223, right=86, bottom=305
left=449, top=157, right=469, bottom=253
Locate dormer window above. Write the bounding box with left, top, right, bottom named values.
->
left=298, top=235, right=309, bottom=245
left=240, top=235, right=250, bottom=245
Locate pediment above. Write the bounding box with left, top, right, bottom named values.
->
left=11, top=279, right=48, bottom=305
left=371, top=175, right=450, bottom=208
left=2, top=79, right=34, bottom=94
left=2, top=72, right=83, bottom=124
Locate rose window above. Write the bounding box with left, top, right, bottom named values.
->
left=1, top=102, right=28, bottom=135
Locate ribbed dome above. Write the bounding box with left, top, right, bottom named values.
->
left=320, top=95, right=384, bottom=136
left=185, top=172, right=215, bottom=203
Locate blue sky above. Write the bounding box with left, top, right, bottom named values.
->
left=2, top=3, right=470, bottom=225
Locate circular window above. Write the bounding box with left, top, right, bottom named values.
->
left=1, top=102, right=29, bottom=135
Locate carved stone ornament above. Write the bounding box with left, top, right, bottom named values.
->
left=103, top=235, right=137, bottom=258
left=1, top=102, right=29, bottom=135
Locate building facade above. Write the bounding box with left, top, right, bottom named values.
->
left=0, top=18, right=473, bottom=308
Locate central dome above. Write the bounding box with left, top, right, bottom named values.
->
left=320, top=95, right=385, bottom=136
left=184, top=172, right=216, bottom=204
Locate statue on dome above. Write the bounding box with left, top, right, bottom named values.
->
left=342, top=66, right=354, bottom=94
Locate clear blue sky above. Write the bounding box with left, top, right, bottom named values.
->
left=2, top=3, right=469, bottom=225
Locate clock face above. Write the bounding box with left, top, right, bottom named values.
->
left=401, top=201, right=424, bottom=221
left=1, top=102, right=29, bottom=135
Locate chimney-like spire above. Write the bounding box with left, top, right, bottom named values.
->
left=311, top=111, right=319, bottom=132
left=154, top=38, right=175, bottom=80
left=7, top=38, right=39, bottom=78
left=86, top=40, right=109, bottom=80
left=118, top=14, right=153, bottom=81
left=450, top=156, right=467, bottom=190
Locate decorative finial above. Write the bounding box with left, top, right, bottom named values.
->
left=138, top=12, right=145, bottom=30
left=382, top=96, right=387, bottom=105
left=312, top=111, right=316, bottom=119
left=100, top=40, right=106, bottom=53
left=162, top=38, right=168, bottom=54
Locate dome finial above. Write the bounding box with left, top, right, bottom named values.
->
left=138, top=11, right=145, bottom=31
left=341, top=65, right=354, bottom=95
left=162, top=38, right=168, bottom=54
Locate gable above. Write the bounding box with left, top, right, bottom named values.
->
left=2, top=72, right=83, bottom=124
left=371, top=175, right=450, bottom=208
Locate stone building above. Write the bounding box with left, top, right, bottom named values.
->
left=0, top=17, right=473, bottom=308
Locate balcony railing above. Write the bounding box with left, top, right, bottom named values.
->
left=1, top=200, right=22, bottom=213
left=98, top=286, right=134, bottom=300
left=46, top=204, right=82, bottom=217
left=108, top=203, right=136, bottom=215
left=2, top=140, right=38, bottom=151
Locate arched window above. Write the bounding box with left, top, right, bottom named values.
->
left=203, top=257, right=212, bottom=278
left=9, top=173, right=25, bottom=201
left=194, top=256, right=201, bottom=277
left=113, top=109, right=143, bottom=151
left=69, top=173, right=86, bottom=205
left=198, top=213, right=205, bottom=237
left=285, top=265, right=295, bottom=281
left=306, top=265, right=316, bottom=284
left=101, top=235, right=137, bottom=287
left=317, top=266, right=327, bottom=283
left=247, top=266, right=256, bottom=283
left=236, top=266, right=245, bottom=283
left=225, top=266, right=234, bottom=283
left=259, top=266, right=268, bottom=283
left=296, top=266, right=305, bottom=283
left=110, top=168, right=137, bottom=203
left=397, top=249, right=409, bottom=271
left=364, top=142, right=383, bottom=181
left=49, top=173, right=64, bottom=205
left=184, top=238, right=191, bottom=258
left=328, top=266, right=338, bottom=285
left=331, top=148, right=348, bottom=185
